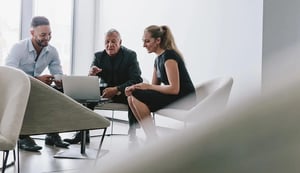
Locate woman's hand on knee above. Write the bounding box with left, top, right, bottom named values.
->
left=125, top=85, right=135, bottom=96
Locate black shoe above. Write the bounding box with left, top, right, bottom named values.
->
left=64, top=131, right=90, bottom=144
left=19, top=137, right=42, bottom=152
left=45, top=134, right=70, bottom=148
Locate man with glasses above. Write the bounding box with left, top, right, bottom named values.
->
left=5, top=16, right=69, bottom=152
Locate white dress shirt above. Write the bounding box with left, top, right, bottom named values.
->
left=5, top=38, right=63, bottom=77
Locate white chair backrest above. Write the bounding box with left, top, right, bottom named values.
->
left=154, top=76, right=233, bottom=123
left=186, top=77, right=233, bottom=122
left=196, top=77, right=233, bottom=106
left=92, top=75, right=300, bottom=173
left=0, top=66, right=30, bottom=150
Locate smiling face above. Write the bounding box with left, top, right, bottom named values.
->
left=142, top=31, right=161, bottom=54
left=31, top=25, right=52, bottom=48
left=105, top=32, right=122, bottom=57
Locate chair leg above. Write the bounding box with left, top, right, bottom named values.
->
left=105, top=110, right=129, bottom=136
left=152, top=112, right=156, bottom=125
left=2, top=150, right=9, bottom=173
left=17, top=142, right=20, bottom=173
left=10, top=149, right=19, bottom=173
left=12, top=150, right=15, bottom=163
left=110, top=110, right=115, bottom=135
left=1, top=149, right=19, bottom=173
left=96, top=128, right=107, bottom=158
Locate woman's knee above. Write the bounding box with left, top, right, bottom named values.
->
left=127, top=96, right=133, bottom=104
left=127, top=96, right=136, bottom=110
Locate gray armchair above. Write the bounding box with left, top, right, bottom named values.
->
left=21, top=76, right=110, bottom=135
left=20, top=76, right=110, bottom=160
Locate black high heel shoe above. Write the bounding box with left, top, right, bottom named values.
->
left=63, top=131, right=90, bottom=144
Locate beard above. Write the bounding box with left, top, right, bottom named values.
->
left=35, top=37, right=49, bottom=48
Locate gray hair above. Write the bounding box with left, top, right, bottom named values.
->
left=31, top=16, right=50, bottom=28
left=105, top=28, right=122, bottom=40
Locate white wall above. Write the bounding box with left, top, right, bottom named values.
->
left=73, top=0, right=263, bottom=105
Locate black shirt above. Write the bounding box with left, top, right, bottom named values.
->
left=154, top=49, right=195, bottom=98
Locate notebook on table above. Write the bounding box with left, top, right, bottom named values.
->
left=62, top=76, right=108, bottom=103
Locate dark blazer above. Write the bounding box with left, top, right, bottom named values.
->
left=91, top=46, right=142, bottom=94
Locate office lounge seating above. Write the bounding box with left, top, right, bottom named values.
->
left=21, top=76, right=110, bottom=136
left=0, top=66, right=30, bottom=173
left=20, top=76, right=110, bottom=160
left=94, top=77, right=149, bottom=135
left=91, top=76, right=300, bottom=173
left=153, top=76, right=233, bottom=127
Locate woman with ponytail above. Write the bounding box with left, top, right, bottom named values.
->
left=125, top=25, right=195, bottom=140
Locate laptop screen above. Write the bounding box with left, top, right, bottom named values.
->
left=62, top=76, right=101, bottom=103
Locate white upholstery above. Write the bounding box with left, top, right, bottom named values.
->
left=0, top=66, right=30, bottom=150
left=91, top=76, right=300, bottom=173
left=0, top=66, right=30, bottom=172
left=155, top=76, right=234, bottom=123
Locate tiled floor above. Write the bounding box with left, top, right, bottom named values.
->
left=1, top=111, right=181, bottom=173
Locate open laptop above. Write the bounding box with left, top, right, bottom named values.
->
left=62, top=76, right=105, bottom=103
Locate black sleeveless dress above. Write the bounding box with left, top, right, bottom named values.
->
left=132, top=49, right=196, bottom=112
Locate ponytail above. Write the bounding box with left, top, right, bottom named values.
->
left=145, top=25, right=183, bottom=59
